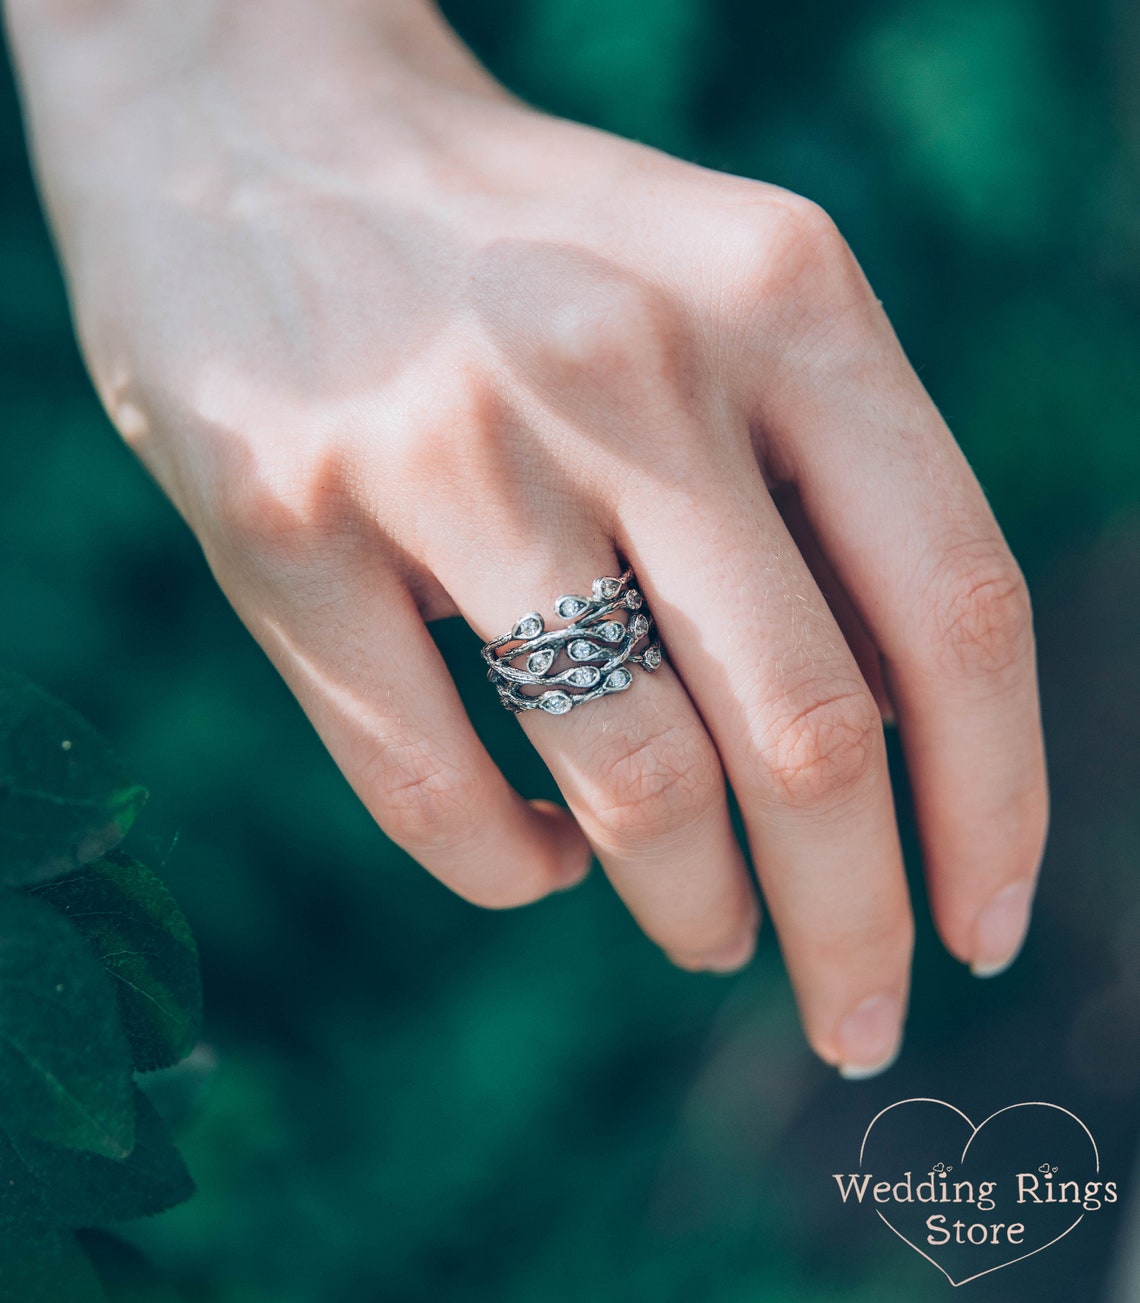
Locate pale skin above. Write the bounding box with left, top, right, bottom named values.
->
left=5, top=0, right=1048, bottom=1077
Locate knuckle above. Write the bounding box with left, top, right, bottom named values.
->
left=394, top=366, right=507, bottom=488
left=751, top=196, right=856, bottom=297
left=820, top=902, right=915, bottom=971
left=754, top=687, right=882, bottom=812
left=363, top=739, right=561, bottom=911
left=529, top=274, right=692, bottom=420
left=364, top=740, right=562, bottom=912
left=468, top=240, right=697, bottom=434
left=213, top=473, right=310, bottom=557
left=362, top=738, right=475, bottom=855
left=920, top=542, right=1034, bottom=679
left=725, top=195, right=874, bottom=347
left=772, top=193, right=847, bottom=256
left=588, top=722, right=721, bottom=846
left=558, top=279, right=678, bottom=375
left=474, top=239, right=685, bottom=383
left=207, top=445, right=363, bottom=577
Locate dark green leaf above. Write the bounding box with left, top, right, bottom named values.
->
left=33, top=852, right=202, bottom=1072
left=0, top=1127, right=52, bottom=1241
left=0, top=1229, right=109, bottom=1303
left=0, top=891, right=134, bottom=1158
left=6, top=1087, right=194, bottom=1229
left=138, top=1044, right=217, bottom=1131
left=0, top=671, right=146, bottom=888
left=75, top=1230, right=183, bottom=1303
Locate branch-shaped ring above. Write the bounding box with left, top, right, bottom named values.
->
left=481, top=567, right=664, bottom=714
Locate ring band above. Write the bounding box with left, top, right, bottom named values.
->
left=481, top=567, right=664, bottom=715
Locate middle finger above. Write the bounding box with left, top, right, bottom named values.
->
left=618, top=449, right=915, bottom=1077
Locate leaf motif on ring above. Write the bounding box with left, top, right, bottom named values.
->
left=513, top=612, right=545, bottom=640
left=538, top=691, right=573, bottom=714
left=554, top=595, right=590, bottom=620
left=526, top=648, right=556, bottom=675
left=562, top=666, right=601, bottom=689
left=568, top=639, right=601, bottom=661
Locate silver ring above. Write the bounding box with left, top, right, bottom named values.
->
left=481, top=567, right=664, bottom=715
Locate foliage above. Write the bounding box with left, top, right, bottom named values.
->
left=32, top=853, right=202, bottom=1074
left=0, top=672, right=145, bottom=888
left=0, top=673, right=201, bottom=1301
left=2, top=1, right=1139, bottom=1301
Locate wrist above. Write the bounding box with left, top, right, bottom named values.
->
left=6, top=0, right=499, bottom=115
left=6, top=0, right=509, bottom=247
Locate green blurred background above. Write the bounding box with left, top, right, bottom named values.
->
left=2, top=0, right=1139, bottom=1299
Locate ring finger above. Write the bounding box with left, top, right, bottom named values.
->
left=429, top=529, right=761, bottom=972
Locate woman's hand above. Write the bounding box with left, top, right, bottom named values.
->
left=7, top=0, right=1048, bottom=1076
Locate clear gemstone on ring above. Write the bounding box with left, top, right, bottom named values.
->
left=513, top=613, right=544, bottom=640
left=565, top=666, right=601, bottom=688
left=526, top=648, right=556, bottom=675
left=554, top=595, right=590, bottom=619
left=490, top=577, right=650, bottom=715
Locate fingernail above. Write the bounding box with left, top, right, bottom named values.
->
left=555, top=853, right=593, bottom=891
left=668, top=921, right=759, bottom=974
left=971, top=880, right=1035, bottom=977
left=529, top=799, right=593, bottom=889
left=836, top=993, right=904, bottom=1080
left=553, top=839, right=594, bottom=891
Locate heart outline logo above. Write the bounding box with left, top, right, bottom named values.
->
left=859, top=1098, right=1100, bottom=1287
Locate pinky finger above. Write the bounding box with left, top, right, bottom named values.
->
left=233, top=575, right=591, bottom=907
